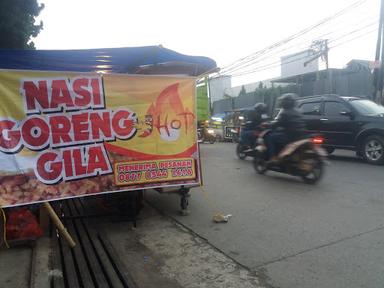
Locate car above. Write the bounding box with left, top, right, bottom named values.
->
left=296, top=94, right=384, bottom=165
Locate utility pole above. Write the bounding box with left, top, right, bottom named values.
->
left=323, top=40, right=332, bottom=94
left=374, top=0, right=384, bottom=104
left=304, top=39, right=331, bottom=93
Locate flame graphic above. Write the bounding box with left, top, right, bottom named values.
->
left=139, top=83, right=195, bottom=141
left=105, top=79, right=197, bottom=161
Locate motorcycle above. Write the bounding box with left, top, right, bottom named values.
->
left=197, top=127, right=216, bottom=144
left=236, top=128, right=262, bottom=159
left=253, top=130, right=327, bottom=184
left=230, top=127, right=240, bottom=143
left=236, top=120, right=269, bottom=160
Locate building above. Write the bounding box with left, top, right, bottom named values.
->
left=272, top=59, right=374, bottom=98
left=281, top=49, right=319, bottom=78
left=211, top=59, right=374, bottom=116
left=208, top=75, right=232, bottom=103
left=223, top=80, right=274, bottom=98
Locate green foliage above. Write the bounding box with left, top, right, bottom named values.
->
left=254, top=84, right=298, bottom=98
left=239, top=85, right=246, bottom=97
left=252, top=84, right=298, bottom=115
left=0, top=0, right=44, bottom=49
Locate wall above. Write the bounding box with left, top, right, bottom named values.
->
left=281, top=50, right=319, bottom=78
left=298, top=71, right=373, bottom=97
left=208, top=76, right=232, bottom=103
left=212, top=70, right=374, bottom=116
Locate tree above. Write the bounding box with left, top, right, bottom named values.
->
left=239, top=85, right=246, bottom=97
left=0, top=0, right=44, bottom=49
left=253, top=84, right=298, bottom=115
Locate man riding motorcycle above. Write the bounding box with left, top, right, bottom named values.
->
left=253, top=94, right=326, bottom=184
left=265, top=93, right=305, bottom=162
left=239, top=103, right=268, bottom=148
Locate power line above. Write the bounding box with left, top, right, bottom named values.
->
left=219, top=19, right=377, bottom=76
left=218, top=20, right=377, bottom=78
left=329, top=21, right=378, bottom=46
left=221, top=0, right=368, bottom=74
left=221, top=14, right=373, bottom=76
left=219, top=0, right=368, bottom=74
left=221, top=30, right=376, bottom=78
left=330, top=27, right=377, bottom=49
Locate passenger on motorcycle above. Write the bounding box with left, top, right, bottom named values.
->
left=265, top=93, right=305, bottom=161
left=240, top=103, right=268, bottom=147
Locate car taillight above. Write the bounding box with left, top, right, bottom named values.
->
left=312, top=137, right=324, bottom=144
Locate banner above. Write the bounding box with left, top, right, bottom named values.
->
left=0, top=70, right=200, bottom=207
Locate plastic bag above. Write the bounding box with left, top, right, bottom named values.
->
left=6, top=208, right=43, bottom=240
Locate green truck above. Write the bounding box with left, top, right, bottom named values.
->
left=196, top=78, right=210, bottom=122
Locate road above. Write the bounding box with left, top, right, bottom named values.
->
left=146, top=142, right=384, bottom=288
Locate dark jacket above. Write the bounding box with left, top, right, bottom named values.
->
left=244, top=110, right=263, bottom=130
left=270, top=108, right=305, bottom=141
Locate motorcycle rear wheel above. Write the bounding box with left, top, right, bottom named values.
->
left=253, top=157, right=267, bottom=174
left=301, top=158, right=323, bottom=184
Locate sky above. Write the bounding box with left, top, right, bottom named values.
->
left=34, top=0, right=379, bottom=87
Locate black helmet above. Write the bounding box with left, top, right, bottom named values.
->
left=279, top=93, right=297, bottom=109
left=253, top=102, right=267, bottom=113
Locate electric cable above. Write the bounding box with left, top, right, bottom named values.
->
left=221, top=16, right=377, bottom=76
left=240, top=17, right=377, bottom=68
left=219, top=0, right=370, bottom=74
left=221, top=22, right=377, bottom=78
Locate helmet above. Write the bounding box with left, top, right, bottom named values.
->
left=279, top=93, right=297, bottom=109
left=253, top=103, right=267, bottom=113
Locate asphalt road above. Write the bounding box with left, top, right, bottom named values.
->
left=146, top=142, right=384, bottom=288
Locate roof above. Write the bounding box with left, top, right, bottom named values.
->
left=224, top=106, right=255, bottom=113
left=297, top=94, right=340, bottom=100
left=272, top=59, right=373, bottom=84
left=281, top=49, right=313, bottom=60
left=345, top=59, right=371, bottom=72
left=0, top=46, right=217, bottom=76
left=272, top=68, right=344, bottom=84
left=341, top=96, right=367, bottom=101
left=297, top=94, right=366, bottom=101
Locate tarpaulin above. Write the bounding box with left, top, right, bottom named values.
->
left=0, top=70, right=200, bottom=207
left=0, top=46, right=216, bottom=76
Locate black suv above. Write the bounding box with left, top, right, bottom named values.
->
left=297, top=94, right=384, bottom=164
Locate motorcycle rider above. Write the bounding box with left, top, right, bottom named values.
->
left=197, top=120, right=207, bottom=140
left=265, top=93, right=305, bottom=161
left=240, top=103, right=268, bottom=147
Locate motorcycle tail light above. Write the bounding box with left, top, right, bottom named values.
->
left=312, top=137, right=324, bottom=144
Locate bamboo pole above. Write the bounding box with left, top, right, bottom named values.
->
left=43, top=202, right=76, bottom=248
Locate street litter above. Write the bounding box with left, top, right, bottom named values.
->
left=212, top=213, right=232, bottom=223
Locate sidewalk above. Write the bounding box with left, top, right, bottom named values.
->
left=0, top=203, right=264, bottom=288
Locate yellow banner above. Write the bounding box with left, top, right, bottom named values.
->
left=114, top=158, right=196, bottom=186
left=0, top=70, right=200, bottom=207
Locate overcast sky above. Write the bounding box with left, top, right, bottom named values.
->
left=34, top=0, right=379, bottom=86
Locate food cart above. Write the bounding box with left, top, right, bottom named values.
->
left=0, top=46, right=217, bottom=215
